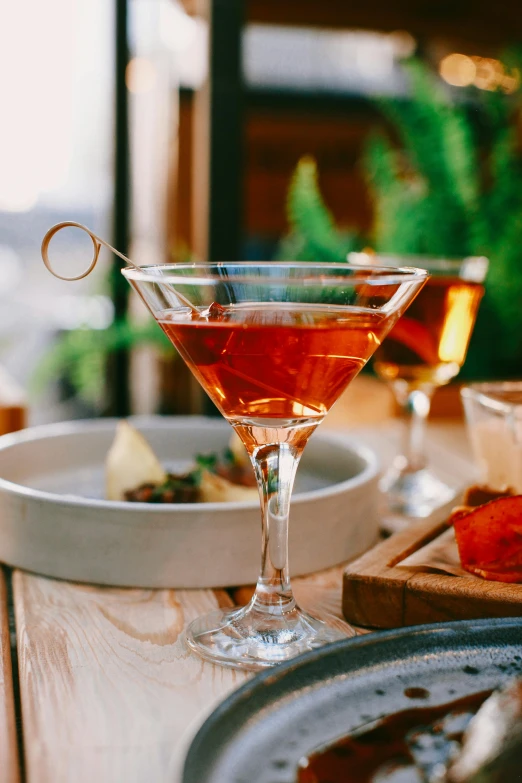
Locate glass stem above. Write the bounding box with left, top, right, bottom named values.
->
left=234, top=421, right=318, bottom=616
left=394, top=384, right=434, bottom=473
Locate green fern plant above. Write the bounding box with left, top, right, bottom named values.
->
left=33, top=317, right=175, bottom=409
left=283, top=55, right=522, bottom=379
left=277, top=156, right=363, bottom=261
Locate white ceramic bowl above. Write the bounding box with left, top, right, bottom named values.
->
left=0, top=416, right=379, bottom=587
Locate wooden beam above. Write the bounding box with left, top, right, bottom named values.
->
left=173, top=91, right=194, bottom=254
left=108, top=0, right=131, bottom=416
left=246, top=0, right=519, bottom=48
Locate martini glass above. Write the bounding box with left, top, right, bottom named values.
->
left=123, top=261, right=427, bottom=669
left=350, top=253, right=488, bottom=519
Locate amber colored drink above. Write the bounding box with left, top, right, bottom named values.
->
left=374, top=277, right=484, bottom=387
left=159, top=303, right=388, bottom=421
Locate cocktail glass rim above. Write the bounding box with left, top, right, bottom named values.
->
left=122, top=260, right=428, bottom=286
left=348, top=252, right=489, bottom=280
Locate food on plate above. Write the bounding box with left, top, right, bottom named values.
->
left=197, top=469, right=258, bottom=504
left=299, top=679, right=522, bottom=782
left=106, top=420, right=167, bottom=501
left=447, top=679, right=522, bottom=782
left=299, top=690, right=491, bottom=783
left=462, top=484, right=515, bottom=508
left=122, top=471, right=201, bottom=504
left=451, top=495, right=522, bottom=582
left=446, top=485, right=514, bottom=519
left=106, top=421, right=258, bottom=504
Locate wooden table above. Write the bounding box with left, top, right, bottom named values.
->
left=0, top=417, right=475, bottom=783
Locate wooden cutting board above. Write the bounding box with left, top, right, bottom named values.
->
left=343, top=514, right=522, bottom=629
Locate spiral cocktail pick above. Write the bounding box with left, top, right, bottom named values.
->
left=41, top=221, right=140, bottom=281
left=41, top=221, right=199, bottom=313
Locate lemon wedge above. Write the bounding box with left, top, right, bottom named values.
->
left=106, top=421, right=167, bottom=501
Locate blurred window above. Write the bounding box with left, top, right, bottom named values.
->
left=0, top=0, right=114, bottom=415
left=243, top=25, right=413, bottom=95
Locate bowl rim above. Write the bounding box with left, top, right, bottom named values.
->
left=0, top=416, right=380, bottom=516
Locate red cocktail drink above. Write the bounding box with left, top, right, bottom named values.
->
left=160, top=304, right=388, bottom=422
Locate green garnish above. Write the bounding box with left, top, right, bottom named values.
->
left=195, top=452, right=219, bottom=472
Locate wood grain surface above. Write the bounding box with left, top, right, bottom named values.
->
left=343, top=514, right=522, bottom=628
left=14, top=575, right=249, bottom=783
left=0, top=569, right=20, bottom=783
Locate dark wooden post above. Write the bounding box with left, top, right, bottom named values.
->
left=192, top=0, right=244, bottom=262
left=106, top=0, right=131, bottom=416
left=208, top=0, right=244, bottom=261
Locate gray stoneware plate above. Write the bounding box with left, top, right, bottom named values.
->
left=183, top=617, right=522, bottom=783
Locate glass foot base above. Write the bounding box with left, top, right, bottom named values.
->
left=185, top=603, right=351, bottom=671
left=379, top=465, right=456, bottom=519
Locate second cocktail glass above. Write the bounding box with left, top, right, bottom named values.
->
left=123, top=261, right=427, bottom=669
left=350, top=253, right=488, bottom=519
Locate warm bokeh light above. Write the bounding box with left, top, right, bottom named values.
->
left=347, top=251, right=376, bottom=266
left=501, top=68, right=521, bottom=95
left=440, top=52, right=520, bottom=94
left=126, top=57, right=157, bottom=94
left=439, top=286, right=478, bottom=365
left=439, top=53, right=476, bottom=87
left=473, top=57, right=503, bottom=91
left=388, top=30, right=417, bottom=59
